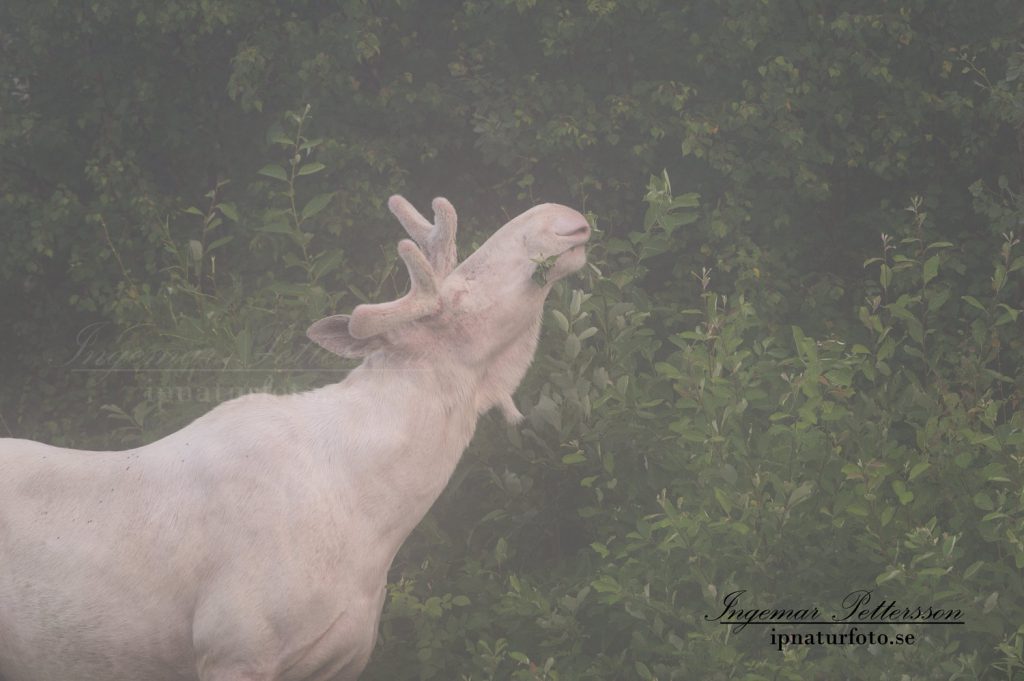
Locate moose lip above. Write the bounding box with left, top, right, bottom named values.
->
left=561, top=233, right=591, bottom=251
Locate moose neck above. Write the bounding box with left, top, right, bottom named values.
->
left=460, top=280, right=550, bottom=422
left=317, top=294, right=548, bottom=562
left=315, top=347, right=486, bottom=558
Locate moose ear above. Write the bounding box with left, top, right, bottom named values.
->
left=307, top=315, right=386, bottom=358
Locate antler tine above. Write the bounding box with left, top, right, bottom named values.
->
left=387, top=195, right=433, bottom=243
left=348, top=239, right=441, bottom=339
left=387, top=195, right=458, bottom=278
left=429, top=197, right=457, bottom=278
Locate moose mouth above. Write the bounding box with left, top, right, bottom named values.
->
left=554, top=241, right=587, bottom=260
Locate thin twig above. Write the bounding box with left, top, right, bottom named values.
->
left=99, top=216, right=135, bottom=287
left=0, top=410, right=14, bottom=437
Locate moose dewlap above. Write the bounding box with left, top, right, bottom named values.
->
left=0, top=195, right=590, bottom=681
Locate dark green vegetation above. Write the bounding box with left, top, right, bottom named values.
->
left=3, top=1, right=1024, bottom=678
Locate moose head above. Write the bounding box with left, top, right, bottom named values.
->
left=307, top=195, right=591, bottom=422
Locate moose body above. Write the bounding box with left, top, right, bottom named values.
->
left=0, top=196, right=590, bottom=681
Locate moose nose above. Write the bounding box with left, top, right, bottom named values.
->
left=559, top=223, right=591, bottom=240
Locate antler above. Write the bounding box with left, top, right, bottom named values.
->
left=346, top=196, right=457, bottom=339
left=386, top=195, right=458, bottom=278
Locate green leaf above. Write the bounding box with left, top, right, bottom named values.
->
left=310, top=251, right=345, bottom=280
left=671, top=192, right=700, bottom=209
left=876, top=568, right=902, bottom=585
left=963, top=561, right=985, bottom=579
left=905, top=317, right=923, bottom=344
left=942, top=534, right=957, bottom=557
left=591, top=575, right=621, bottom=593
left=927, top=288, right=950, bottom=312
left=993, top=264, right=1007, bottom=293
left=909, top=462, right=931, bottom=480
left=561, top=451, right=586, bottom=464
left=973, top=492, right=994, bottom=511
left=923, top=254, right=939, bottom=284
left=207, top=236, right=234, bottom=252
left=551, top=309, right=569, bottom=333
left=879, top=263, right=892, bottom=289
left=635, top=662, right=654, bottom=680
left=564, top=333, right=581, bottom=360
left=257, top=164, right=289, bottom=182
left=297, top=162, right=326, bottom=176
left=996, top=303, right=1020, bottom=322
left=961, top=295, right=986, bottom=311
left=217, top=202, right=239, bottom=222
left=655, top=362, right=682, bottom=379
left=713, top=487, right=732, bottom=513
left=847, top=502, right=870, bottom=517
left=788, top=481, right=814, bottom=507
left=301, top=192, right=335, bottom=221
left=269, top=131, right=293, bottom=146
left=891, top=480, right=913, bottom=505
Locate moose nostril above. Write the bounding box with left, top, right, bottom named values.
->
left=567, top=224, right=590, bottom=238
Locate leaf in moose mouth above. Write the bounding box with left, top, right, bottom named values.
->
left=531, top=254, right=559, bottom=286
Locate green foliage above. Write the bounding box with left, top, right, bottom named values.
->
left=3, top=0, right=1024, bottom=678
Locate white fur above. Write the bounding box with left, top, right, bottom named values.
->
left=0, top=196, right=590, bottom=681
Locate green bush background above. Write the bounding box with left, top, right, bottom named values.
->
left=2, top=1, right=1024, bottom=678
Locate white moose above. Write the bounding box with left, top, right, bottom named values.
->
left=0, top=195, right=591, bottom=681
